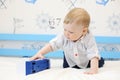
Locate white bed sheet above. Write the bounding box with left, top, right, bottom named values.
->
left=0, top=57, right=120, bottom=80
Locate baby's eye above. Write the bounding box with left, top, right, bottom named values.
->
left=69, top=31, right=74, bottom=34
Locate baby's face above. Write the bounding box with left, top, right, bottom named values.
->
left=63, top=23, right=85, bottom=42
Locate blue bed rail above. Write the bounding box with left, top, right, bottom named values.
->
left=0, top=34, right=120, bottom=59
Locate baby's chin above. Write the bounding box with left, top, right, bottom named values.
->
left=66, top=37, right=78, bottom=42
left=72, top=38, right=81, bottom=42
left=70, top=39, right=78, bottom=42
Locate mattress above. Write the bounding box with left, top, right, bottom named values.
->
left=0, top=56, right=120, bottom=80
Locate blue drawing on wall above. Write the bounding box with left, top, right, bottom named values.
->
left=13, top=18, right=24, bottom=34
left=25, top=0, right=37, bottom=4
left=36, top=13, right=51, bottom=31
left=98, top=44, right=120, bottom=52
left=68, top=0, right=77, bottom=9
left=62, top=0, right=77, bottom=10
left=0, top=0, right=7, bottom=9
left=108, top=14, right=120, bottom=33
left=36, top=13, right=62, bottom=31
left=96, top=0, right=109, bottom=6
left=22, top=42, right=46, bottom=50
left=49, top=17, right=61, bottom=29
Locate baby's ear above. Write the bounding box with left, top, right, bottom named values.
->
left=83, top=28, right=88, bottom=35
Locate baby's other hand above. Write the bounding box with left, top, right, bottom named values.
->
left=84, top=69, right=98, bottom=75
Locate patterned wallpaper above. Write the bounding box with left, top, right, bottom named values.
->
left=0, top=0, right=120, bottom=36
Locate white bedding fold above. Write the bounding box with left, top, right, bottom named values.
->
left=0, top=57, right=120, bottom=80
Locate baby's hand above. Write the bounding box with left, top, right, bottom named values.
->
left=84, top=69, right=98, bottom=75
left=30, top=54, right=44, bottom=60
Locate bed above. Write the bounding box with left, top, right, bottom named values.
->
left=0, top=56, right=120, bottom=80
left=0, top=34, right=120, bottom=80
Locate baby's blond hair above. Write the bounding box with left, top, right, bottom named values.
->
left=64, top=8, right=90, bottom=28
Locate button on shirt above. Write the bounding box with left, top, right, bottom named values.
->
left=49, top=32, right=100, bottom=68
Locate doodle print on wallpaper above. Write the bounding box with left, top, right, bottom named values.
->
left=107, top=14, right=120, bottom=34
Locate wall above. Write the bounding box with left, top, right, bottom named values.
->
left=0, top=0, right=120, bottom=36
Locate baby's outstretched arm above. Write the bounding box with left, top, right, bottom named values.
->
left=30, top=44, right=53, bottom=60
